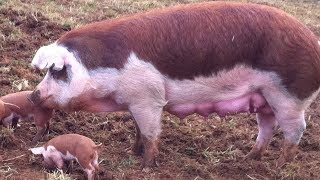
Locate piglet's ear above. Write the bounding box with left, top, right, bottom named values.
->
left=31, top=43, right=71, bottom=71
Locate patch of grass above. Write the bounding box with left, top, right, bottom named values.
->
left=0, top=127, right=17, bottom=148
left=182, top=163, right=212, bottom=179
left=115, top=155, right=138, bottom=169
left=278, top=163, right=301, bottom=180
left=0, top=17, right=24, bottom=47
left=201, top=147, right=220, bottom=164
left=45, top=169, right=72, bottom=180
left=0, top=163, right=18, bottom=179
left=221, top=117, right=238, bottom=129
left=201, top=145, right=241, bottom=163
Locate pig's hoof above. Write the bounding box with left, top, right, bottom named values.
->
left=276, top=153, right=295, bottom=168
left=31, top=138, right=40, bottom=146
left=132, top=143, right=144, bottom=156
left=244, top=149, right=262, bottom=161
left=143, top=157, right=159, bottom=168
left=122, top=114, right=133, bottom=122
left=276, top=156, right=287, bottom=168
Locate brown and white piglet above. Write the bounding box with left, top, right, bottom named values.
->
left=30, top=134, right=101, bottom=180
left=0, top=91, right=53, bottom=143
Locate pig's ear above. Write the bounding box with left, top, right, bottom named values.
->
left=31, top=43, right=71, bottom=71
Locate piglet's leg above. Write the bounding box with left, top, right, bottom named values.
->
left=246, top=113, right=276, bottom=160
left=130, top=105, right=163, bottom=167
left=91, top=151, right=100, bottom=171
left=276, top=112, right=305, bottom=167
left=84, top=167, right=95, bottom=180
left=11, top=116, right=19, bottom=128
left=78, top=157, right=96, bottom=180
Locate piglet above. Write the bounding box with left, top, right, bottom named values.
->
left=30, top=134, right=101, bottom=180
left=0, top=91, right=53, bottom=143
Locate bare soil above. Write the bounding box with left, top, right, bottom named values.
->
left=1, top=1, right=320, bottom=180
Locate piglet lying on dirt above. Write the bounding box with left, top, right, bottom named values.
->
left=0, top=91, right=53, bottom=143
left=30, top=134, right=101, bottom=180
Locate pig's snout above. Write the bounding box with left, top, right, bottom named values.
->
left=28, top=90, right=41, bottom=105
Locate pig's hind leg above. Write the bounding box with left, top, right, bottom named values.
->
left=246, top=112, right=276, bottom=160
left=79, top=157, right=96, bottom=180
left=260, top=87, right=316, bottom=167
left=275, top=111, right=306, bottom=167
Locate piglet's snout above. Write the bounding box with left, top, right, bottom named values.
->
left=28, top=90, right=41, bottom=105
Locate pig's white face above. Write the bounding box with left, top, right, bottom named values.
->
left=31, top=43, right=92, bottom=109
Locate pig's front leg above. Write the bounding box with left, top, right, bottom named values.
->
left=129, top=104, right=163, bottom=167
left=32, top=109, right=53, bottom=144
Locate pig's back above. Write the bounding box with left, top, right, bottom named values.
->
left=58, top=2, right=320, bottom=99
left=46, top=134, right=96, bottom=156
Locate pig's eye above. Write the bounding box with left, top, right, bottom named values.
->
left=49, top=66, right=68, bottom=82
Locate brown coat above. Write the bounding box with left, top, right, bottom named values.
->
left=58, top=1, right=320, bottom=100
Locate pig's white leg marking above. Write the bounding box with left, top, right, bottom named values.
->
left=117, top=53, right=167, bottom=166
left=246, top=113, right=276, bottom=160
left=91, top=151, right=99, bottom=171
left=275, top=111, right=306, bottom=167
left=129, top=105, right=163, bottom=166
left=261, top=87, right=320, bottom=166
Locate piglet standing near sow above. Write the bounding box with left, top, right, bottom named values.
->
left=0, top=91, right=53, bottom=143
left=30, top=134, right=101, bottom=180
left=29, top=2, right=320, bottom=167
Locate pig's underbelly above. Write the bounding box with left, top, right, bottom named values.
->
left=166, top=92, right=272, bottom=119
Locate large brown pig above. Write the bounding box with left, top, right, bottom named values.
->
left=29, top=2, right=320, bottom=167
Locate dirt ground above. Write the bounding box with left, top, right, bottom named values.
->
left=0, top=0, right=320, bottom=180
